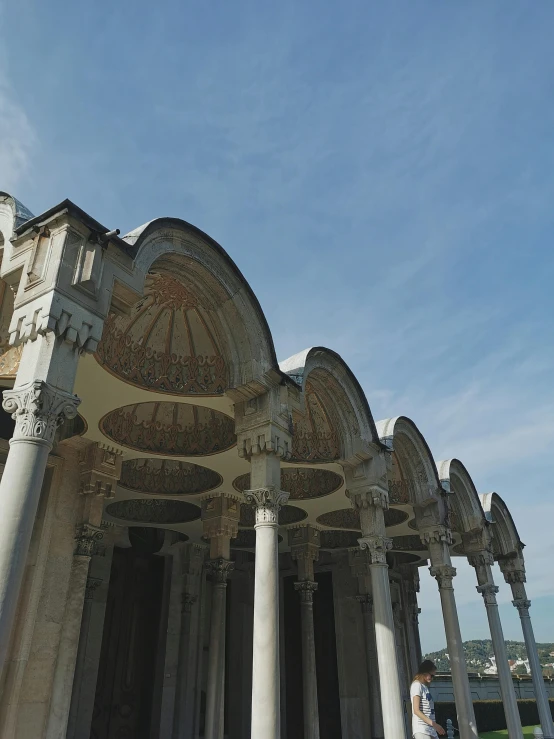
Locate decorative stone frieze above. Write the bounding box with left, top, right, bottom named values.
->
left=294, top=580, right=318, bottom=603
left=2, top=380, right=80, bottom=444
left=476, top=583, right=499, bottom=606
left=235, top=387, right=293, bottom=461
left=419, top=526, right=453, bottom=546
left=233, top=467, right=343, bottom=499
left=243, top=486, right=290, bottom=525
left=429, top=564, right=457, bottom=590
left=74, top=524, right=104, bottom=558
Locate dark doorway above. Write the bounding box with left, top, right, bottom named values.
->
left=284, top=571, right=342, bottom=739
left=90, top=542, right=165, bottom=739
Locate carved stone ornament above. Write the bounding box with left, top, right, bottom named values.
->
left=512, top=598, right=531, bottom=617
left=359, top=535, right=393, bottom=565
left=294, top=580, right=318, bottom=603
left=319, top=530, right=360, bottom=550
left=466, top=551, right=495, bottom=569
left=476, top=583, right=499, bottom=606
left=85, top=577, right=102, bottom=601
left=239, top=502, right=306, bottom=528
left=2, top=380, right=80, bottom=444
left=205, top=558, right=234, bottom=584
left=419, top=526, right=453, bottom=547
left=243, top=487, right=290, bottom=525
left=121, top=458, right=222, bottom=496
left=182, top=593, right=198, bottom=613
left=429, top=564, right=457, bottom=590
left=354, top=593, right=374, bottom=614
left=75, top=524, right=104, bottom=557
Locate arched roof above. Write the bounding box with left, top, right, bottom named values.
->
left=280, top=347, right=380, bottom=465
left=376, top=416, right=441, bottom=505
left=480, top=492, right=523, bottom=558
left=437, top=459, right=486, bottom=534
left=118, top=217, right=281, bottom=394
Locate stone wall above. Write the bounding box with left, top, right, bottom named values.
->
left=432, top=673, right=554, bottom=702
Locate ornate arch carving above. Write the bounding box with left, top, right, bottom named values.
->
left=437, top=459, right=486, bottom=535
left=480, top=492, right=523, bottom=558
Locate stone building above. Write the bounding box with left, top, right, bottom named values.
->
left=0, top=191, right=551, bottom=739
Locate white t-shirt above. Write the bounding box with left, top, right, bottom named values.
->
left=410, top=680, right=438, bottom=737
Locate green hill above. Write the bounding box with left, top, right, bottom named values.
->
left=424, top=639, right=554, bottom=673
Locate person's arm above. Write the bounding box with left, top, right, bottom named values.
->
left=411, top=696, right=445, bottom=736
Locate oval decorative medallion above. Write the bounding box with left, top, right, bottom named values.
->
left=95, top=272, right=227, bottom=395
left=319, top=530, right=360, bottom=549
left=120, top=458, right=222, bottom=495
left=105, top=499, right=201, bottom=524
left=390, top=535, right=428, bottom=552
left=239, top=504, right=307, bottom=528
left=233, top=467, right=343, bottom=500
left=316, top=508, right=408, bottom=530
left=100, top=401, right=236, bottom=456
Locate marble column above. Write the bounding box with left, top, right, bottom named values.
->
left=399, top=565, right=422, bottom=675
left=173, top=544, right=205, bottom=739
left=245, top=455, right=288, bottom=739
left=346, top=465, right=405, bottom=739
left=289, top=525, right=321, bottom=739
left=421, top=526, right=478, bottom=739
left=468, top=551, right=523, bottom=739
left=0, top=377, right=80, bottom=671
left=499, top=558, right=554, bottom=739
left=202, top=494, right=240, bottom=739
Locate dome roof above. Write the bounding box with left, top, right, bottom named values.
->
left=96, top=272, right=227, bottom=395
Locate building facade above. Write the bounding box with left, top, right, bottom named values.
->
left=0, top=191, right=551, bottom=739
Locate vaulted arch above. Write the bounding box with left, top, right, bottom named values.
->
left=376, top=416, right=441, bottom=507
left=480, top=492, right=523, bottom=558
left=437, top=459, right=486, bottom=535
left=280, top=347, right=379, bottom=466
left=96, top=218, right=280, bottom=397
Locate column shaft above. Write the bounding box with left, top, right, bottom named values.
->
left=371, top=562, right=406, bottom=739
left=204, top=562, right=231, bottom=739
left=482, top=593, right=523, bottom=738
left=359, top=598, right=384, bottom=739
left=296, top=583, right=320, bottom=739
left=435, top=577, right=478, bottom=739
left=516, top=606, right=554, bottom=739
left=251, top=521, right=281, bottom=738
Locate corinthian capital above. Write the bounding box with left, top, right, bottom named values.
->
left=3, top=380, right=80, bottom=444
left=512, top=598, right=531, bottom=617
left=429, top=564, right=457, bottom=589
left=477, top=583, right=499, bottom=606
left=75, top=523, right=104, bottom=557
left=294, top=580, right=318, bottom=603
left=205, top=558, right=234, bottom=584
left=359, top=535, right=392, bottom=565
left=244, top=486, right=289, bottom=525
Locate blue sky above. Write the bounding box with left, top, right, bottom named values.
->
left=2, top=1, right=553, bottom=654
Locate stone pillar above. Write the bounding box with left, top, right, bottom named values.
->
left=468, top=551, right=523, bottom=739
left=289, top=525, right=321, bottom=739
left=499, top=557, right=554, bottom=739
left=0, top=208, right=136, bottom=674
left=349, top=548, right=384, bottom=739
left=173, top=543, right=206, bottom=739
left=0, top=377, right=80, bottom=671
left=399, top=565, right=422, bottom=675
left=45, top=523, right=104, bottom=739
left=421, top=525, right=478, bottom=739
left=202, top=494, right=240, bottom=739
left=345, top=457, right=405, bottom=739
left=235, top=388, right=292, bottom=739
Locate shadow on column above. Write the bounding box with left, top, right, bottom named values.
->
left=284, top=572, right=341, bottom=739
